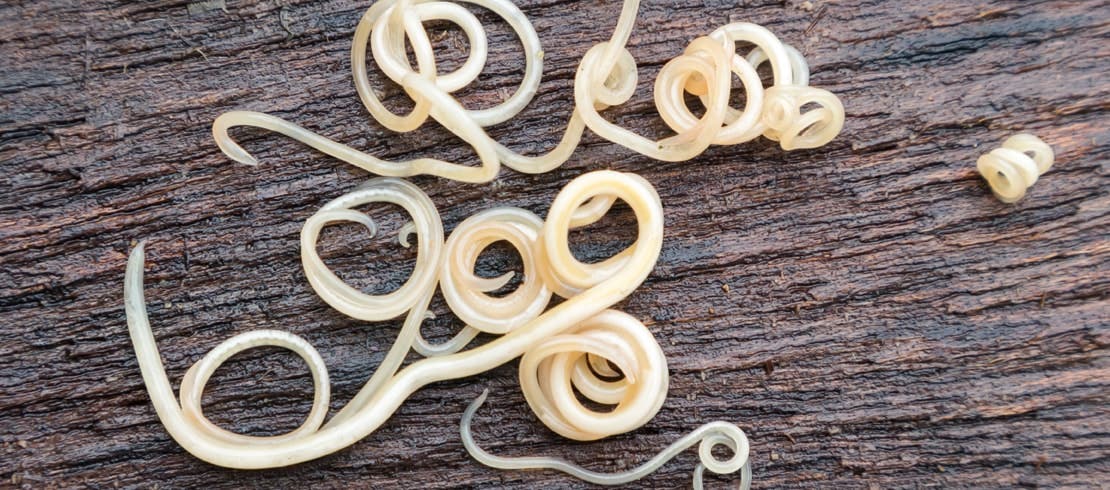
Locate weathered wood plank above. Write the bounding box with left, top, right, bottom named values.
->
left=1, top=0, right=1107, bottom=488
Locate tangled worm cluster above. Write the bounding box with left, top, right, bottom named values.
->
left=125, top=170, right=750, bottom=484
left=212, top=0, right=577, bottom=182
left=976, top=133, right=1055, bottom=203
left=576, top=2, right=845, bottom=158
left=212, top=0, right=843, bottom=182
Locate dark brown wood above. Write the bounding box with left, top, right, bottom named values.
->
left=2, top=0, right=1107, bottom=488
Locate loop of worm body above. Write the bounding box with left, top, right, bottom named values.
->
left=576, top=8, right=845, bottom=158
left=212, top=0, right=574, bottom=182
left=212, top=0, right=844, bottom=182
left=125, top=170, right=673, bottom=469
left=976, top=133, right=1055, bottom=203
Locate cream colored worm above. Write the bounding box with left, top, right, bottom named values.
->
left=461, top=389, right=751, bottom=489
left=976, top=134, right=1055, bottom=203
left=213, top=0, right=580, bottom=182
left=575, top=2, right=845, bottom=158
left=212, top=0, right=844, bottom=182
left=124, top=170, right=671, bottom=468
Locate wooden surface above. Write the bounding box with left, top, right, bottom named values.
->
left=2, top=0, right=1108, bottom=488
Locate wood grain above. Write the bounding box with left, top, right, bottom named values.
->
left=2, top=0, right=1107, bottom=488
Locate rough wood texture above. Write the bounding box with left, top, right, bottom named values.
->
left=2, top=0, right=1107, bottom=488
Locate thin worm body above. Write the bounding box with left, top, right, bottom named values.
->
left=125, top=170, right=666, bottom=468
left=213, top=0, right=582, bottom=182
left=976, top=133, right=1055, bottom=203
left=518, top=309, right=668, bottom=441
left=213, top=0, right=844, bottom=181
left=462, top=389, right=751, bottom=489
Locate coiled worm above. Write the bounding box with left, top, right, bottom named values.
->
left=976, top=133, right=1055, bottom=203
left=124, top=170, right=669, bottom=468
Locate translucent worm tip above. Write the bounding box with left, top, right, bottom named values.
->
left=212, top=115, right=260, bottom=166
left=224, top=142, right=259, bottom=166
left=471, top=389, right=490, bottom=411
left=130, top=239, right=147, bottom=256
left=462, top=389, right=491, bottom=429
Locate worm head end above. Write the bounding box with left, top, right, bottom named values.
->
left=220, top=139, right=259, bottom=166
left=212, top=113, right=260, bottom=166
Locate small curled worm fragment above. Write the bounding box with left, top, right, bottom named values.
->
left=462, top=389, right=752, bottom=489
left=976, top=133, right=1055, bottom=203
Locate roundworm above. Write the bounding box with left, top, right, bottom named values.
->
left=976, top=133, right=1055, bottom=203
left=461, top=389, right=752, bottom=489
left=213, top=0, right=582, bottom=182
left=213, top=0, right=845, bottom=181
left=574, top=3, right=845, bottom=158
left=124, top=170, right=665, bottom=468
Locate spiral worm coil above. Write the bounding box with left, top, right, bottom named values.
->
left=577, top=20, right=845, bottom=158
left=976, top=133, right=1055, bottom=203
